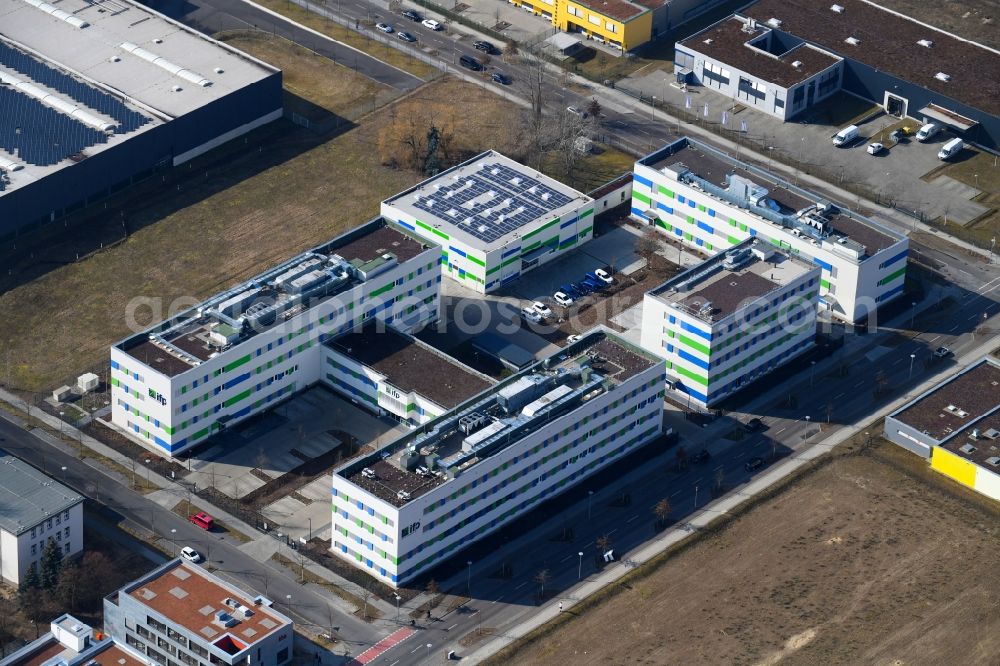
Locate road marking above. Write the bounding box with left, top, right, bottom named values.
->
left=608, top=529, right=617, bottom=535
left=411, top=647, right=420, bottom=654
left=735, top=451, right=747, bottom=459
left=627, top=515, right=639, bottom=523
left=447, top=624, right=458, bottom=631
left=854, top=380, right=865, bottom=388
left=390, top=661, right=399, bottom=666
left=691, top=477, right=702, bottom=485
left=670, top=489, right=682, bottom=497
left=492, top=597, right=503, bottom=604
left=561, top=554, right=573, bottom=563
left=969, top=313, right=981, bottom=321
left=515, top=581, right=527, bottom=590
left=949, top=324, right=959, bottom=332
left=834, top=392, right=845, bottom=399
left=775, top=427, right=786, bottom=435
left=470, top=609, right=480, bottom=616
left=713, top=464, right=724, bottom=472
left=892, top=357, right=903, bottom=365
left=929, top=335, right=941, bottom=343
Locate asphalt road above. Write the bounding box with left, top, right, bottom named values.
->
left=144, top=0, right=425, bottom=90
left=0, top=417, right=385, bottom=655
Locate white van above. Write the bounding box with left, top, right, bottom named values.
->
left=916, top=122, right=941, bottom=142
left=832, top=125, right=859, bottom=147
left=937, top=137, right=963, bottom=160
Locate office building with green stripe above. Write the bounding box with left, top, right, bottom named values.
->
left=330, top=328, right=665, bottom=585
left=381, top=151, right=595, bottom=293
left=109, top=219, right=441, bottom=456
left=641, top=239, right=819, bottom=408
left=631, top=137, right=907, bottom=323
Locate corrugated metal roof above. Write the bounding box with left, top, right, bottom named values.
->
left=0, top=453, right=83, bottom=535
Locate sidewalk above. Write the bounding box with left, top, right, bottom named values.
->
left=461, top=304, right=1000, bottom=663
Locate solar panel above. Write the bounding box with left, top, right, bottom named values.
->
left=0, top=40, right=151, bottom=133
left=0, top=86, right=109, bottom=166
left=410, top=162, right=575, bottom=244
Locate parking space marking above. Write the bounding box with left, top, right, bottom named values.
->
left=834, top=392, right=845, bottom=399
left=448, top=624, right=458, bottom=631
left=492, top=597, right=503, bottom=604
left=627, top=515, right=639, bottom=523
left=854, top=380, right=865, bottom=388
left=929, top=335, right=941, bottom=342
left=670, top=490, right=682, bottom=497
left=561, top=554, right=573, bottom=562
left=515, top=581, right=527, bottom=590
left=775, top=428, right=786, bottom=435
left=608, top=529, right=617, bottom=535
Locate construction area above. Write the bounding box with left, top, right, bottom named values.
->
left=488, top=437, right=1000, bottom=665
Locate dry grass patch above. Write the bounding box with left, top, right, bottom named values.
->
left=491, top=441, right=1000, bottom=666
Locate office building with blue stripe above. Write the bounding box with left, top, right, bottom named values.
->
left=641, top=239, right=819, bottom=407
left=631, top=137, right=908, bottom=323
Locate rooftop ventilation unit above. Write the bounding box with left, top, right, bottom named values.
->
left=830, top=4, right=844, bottom=13
left=22, top=0, right=89, bottom=28
left=791, top=60, right=803, bottom=68
left=119, top=42, right=213, bottom=87
left=703, top=38, right=713, bottom=45
left=934, top=72, right=951, bottom=82
left=698, top=300, right=713, bottom=315
left=959, top=443, right=977, bottom=454
left=361, top=468, right=376, bottom=479
left=986, top=456, right=1000, bottom=467
left=844, top=37, right=860, bottom=46
left=917, top=39, right=934, bottom=48
left=765, top=17, right=782, bottom=28
left=396, top=490, right=411, bottom=501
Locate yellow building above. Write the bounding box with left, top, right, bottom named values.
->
left=509, top=0, right=656, bottom=51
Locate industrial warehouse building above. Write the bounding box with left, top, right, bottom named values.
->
left=630, top=137, right=908, bottom=322
left=884, top=356, right=1000, bottom=501
left=330, top=329, right=666, bottom=585
left=109, top=218, right=441, bottom=456
left=641, top=239, right=819, bottom=407
left=382, top=151, right=595, bottom=294
left=0, top=0, right=282, bottom=239
left=675, top=0, right=1000, bottom=149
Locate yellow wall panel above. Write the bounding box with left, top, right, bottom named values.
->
left=930, top=447, right=977, bottom=488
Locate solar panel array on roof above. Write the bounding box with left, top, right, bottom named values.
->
left=411, top=162, right=574, bottom=244
left=0, top=40, right=151, bottom=133
left=0, top=86, right=108, bottom=165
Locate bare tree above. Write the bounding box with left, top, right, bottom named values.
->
left=502, top=40, right=519, bottom=64
left=653, top=498, right=671, bottom=527
left=596, top=534, right=612, bottom=555
left=359, top=583, right=374, bottom=622
left=674, top=445, right=688, bottom=472
left=635, top=229, right=661, bottom=257
left=533, top=569, right=550, bottom=601
left=713, top=468, right=725, bottom=494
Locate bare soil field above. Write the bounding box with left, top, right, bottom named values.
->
left=488, top=440, right=1000, bottom=666
left=875, top=0, right=998, bottom=49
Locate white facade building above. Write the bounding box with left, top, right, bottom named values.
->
left=381, top=151, right=595, bottom=293
left=0, top=615, right=149, bottom=666
left=322, top=322, right=495, bottom=427
left=0, top=453, right=84, bottom=586
left=104, top=559, right=293, bottom=666
left=641, top=239, right=819, bottom=407
left=330, top=329, right=666, bottom=585
left=109, top=219, right=441, bottom=456
left=631, top=137, right=908, bottom=323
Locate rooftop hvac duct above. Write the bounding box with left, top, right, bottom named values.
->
left=22, top=0, right=89, bottom=28
left=0, top=71, right=116, bottom=132
left=119, top=42, right=212, bottom=87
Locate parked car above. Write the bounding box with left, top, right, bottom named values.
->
left=189, top=511, right=214, bottom=530
left=934, top=346, right=952, bottom=358
left=422, top=18, right=442, bottom=30
left=581, top=275, right=604, bottom=290
left=459, top=54, right=482, bottom=71
left=474, top=40, right=496, bottom=53
left=744, top=457, right=765, bottom=472
left=376, top=22, right=393, bottom=33
left=520, top=307, right=542, bottom=323
left=566, top=334, right=582, bottom=344
left=743, top=417, right=765, bottom=433
left=561, top=283, right=581, bottom=298
left=402, top=9, right=421, bottom=21
left=867, top=142, right=885, bottom=155
left=180, top=546, right=203, bottom=563
left=692, top=449, right=711, bottom=464
left=593, top=268, right=614, bottom=284
left=531, top=301, right=552, bottom=318
left=915, top=122, right=941, bottom=142
left=491, top=72, right=511, bottom=85
left=831, top=124, right=859, bottom=147
left=575, top=279, right=596, bottom=294
left=553, top=291, right=574, bottom=307
left=566, top=106, right=587, bottom=119
left=938, top=137, right=963, bottom=160
left=397, top=31, right=416, bottom=42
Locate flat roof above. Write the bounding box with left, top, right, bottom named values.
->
left=116, top=219, right=432, bottom=377
left=0, top=0, right=278, bottom=119
left=891, top=357, right=1000, bottom=444
left=0, top=453, right=83, bottom=536
left=327, top=324, right=495, bottom=409
left=649, top=239, right=813, bottom=322
left=568, top=0, right=649, bottom=22
left=383, top=151, right=592, bottom=252
left=743, top=0, right=1000, bottom=117
left=124, top=560, right=291, bottom=652
left=339, top=329, right=658, bottom=507
left=681, top=16, right=841, bottom=87
left=640, top=137, right=899, bottom=256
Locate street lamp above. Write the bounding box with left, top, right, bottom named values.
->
left=804, top=416, right=811, bottom=440
left=810, top=361, right=817, bottom=386
left=587, top=490, right=594, bottom=519
left=394, top=593, right=401, bottom=625
left=693, top=484, right=699, bottom=507
left=308, top=517, right=312, bottom=541
left=908, top=353, right=916, bottom=379
left=466, top=560, right=473, bottom=594
left=910, top=301, right=917, bottom=329
left=577, top=551, right=584, bottom=580
left=144, top=458, right=151, bottom=485
left=170, top=528, right=177, bottom=556
left=426, top=643, right=432, bottom=660
left=60, top=465, right=67, bottom=482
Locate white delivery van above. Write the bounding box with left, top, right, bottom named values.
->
left=916, top=122, right=941, bottom=142
left=937, top=137, right=963, bottom=160
left=832, top=125, right=859, bottom=147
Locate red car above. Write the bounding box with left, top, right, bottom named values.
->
left=190, top=511, right=214, bottom=530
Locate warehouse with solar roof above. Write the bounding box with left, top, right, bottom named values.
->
left=0, top=0, right=282, bottom=240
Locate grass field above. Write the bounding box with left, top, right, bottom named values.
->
left=488, top=439, right=1000, bottom=665
left=252, top=0, right=439, bottom=80
left=0, top=72, right=633, bottom=395
left=218, top=31, right=398, bottom=122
